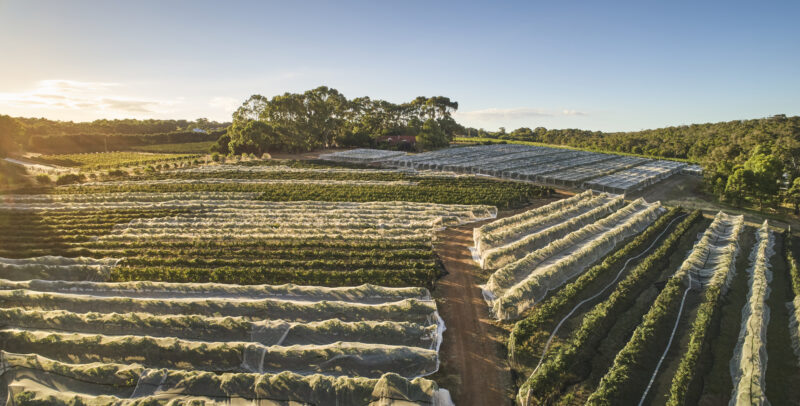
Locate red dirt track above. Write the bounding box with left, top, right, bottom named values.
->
left=435, top=225, right=511, bottom=406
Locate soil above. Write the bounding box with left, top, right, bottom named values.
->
left=433, top=224, right=513, bottom=406
left=430, top=193, right=569, bottom=406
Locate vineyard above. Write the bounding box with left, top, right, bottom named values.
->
left=30, top=151, right=202, bottom=169
left=479, top=191, right=800, bottom=405
left=1, top=155, right=798, bottom=405
left=0, top=160, right=549, bottom=405
left=321, top=145, right=692, bottom=194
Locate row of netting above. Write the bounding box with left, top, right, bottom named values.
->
left=382, top=144, right=529, bottom=169
left=0, top=197, right=497, bottom=288
left=785, top=229, right=800, bottom=368
left=0, top=194, right=496, bottom=219
left=0, top=197, right=496, bottom=234
left=511, top=209, right=698, bottom=405
left=73, top=177, right=421, bottom=187
left=482, top=198, right=664, bottom=320
left=0, top=159, right=550, bottom=403
left=0, top=351, right=454, bottom=406
left=478, top=194, right=624, bottom=270
left=473, top=190, right=595, bottom=255
left=584, top=159, right=687, bottom=194
left=585, top=211, right=744, bottom=405
left=729, top=220, right=774, bottom=406
left=359, top=144, right=687, bottom=193
left=0, top=276, right=447, bottom=378
left=168, top=163, right=406, bottom=174
left=0, top=166, right=483, bottom=404
left=317, top=148, right=407, bottom=163
left=659, top=212, right=745, bottom=406
left=25, top=171, right=548, bottom=210
left=536, top=155, right=649, bottom=187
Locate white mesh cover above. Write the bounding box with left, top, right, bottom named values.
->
left=484, top=199, right=664, bottom=319
left=729, top=221, right=773, bottom=406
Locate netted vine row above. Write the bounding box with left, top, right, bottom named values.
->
left=515, top=210, right=700, bottom=404
left=507, top=207, right=694, bottom=363
left=485, top=199, right=664, bottom=320
left=2, top=351, right=450, bottom=406
left=479, top=195, right=623, bottom=269
left=727, top=221, right=773, bottom=406
left=586, top=211, right=743, bottom=405
left=473, top=190, right=595, bottom=254
left=785, top=229, right=800, bottom=368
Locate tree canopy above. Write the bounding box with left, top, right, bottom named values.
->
left=217, top=86, right=462, bottom=155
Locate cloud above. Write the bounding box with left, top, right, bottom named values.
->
left=100, top=98, right=160, bottom=113
left=209, top=96, right=240, bottom=113
left=0, top=79, right=177, bottom=116
left=456, top=107, right=588, bottom=122
left=561, top=109, right=587, bottom=116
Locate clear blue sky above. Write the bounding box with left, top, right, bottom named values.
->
left=1, top=0, right=798, bottom=131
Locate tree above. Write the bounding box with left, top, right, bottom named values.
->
left=210, top=133, right=231, bottom=155
left=786, top=177, right=800, bottom=215
left=0, top=115, right=25, bottom=156
left=724, top=167, right=755, bottom=207
left=221, top=87, right=462, bottom=154
left=227, top=121, right=275, bottom=155
left=743, top=149, right=784, bottom=210
left=416, top=119, right=448, bottom=151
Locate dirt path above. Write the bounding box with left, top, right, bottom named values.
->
left=433, top=225, right=512, bottom=406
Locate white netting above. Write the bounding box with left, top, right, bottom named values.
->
left=0, top=308, right=437, bottom=349
left=0, top=256, right=121, bottom=282
left=479, top=195, right=624, bottom=270
left=675, top=211, right=744, bottom=291
left=473, top=190, right=596, bottom=253
left=485, top=199, right=652, bottom=296
left=1, top=328, right=438, bottom=379
left=0, top=289, right=439, bottom=325
left=729, top=220, right=773, bottom=406
left=0, top=351, right=448, bottom=405
left=72, top=177, right=419, bottom=187
left=318, top=148, right=407, bottom=163
left=484, top=199, right=664, bottom=320
left=170, top=164, right=404, bottom=174
left=0, top=279, right=430, bottom=303
left=789, top=298, right=800, bottom=367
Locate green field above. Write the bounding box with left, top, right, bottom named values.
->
left=130, top=141, right=216, bottom=154
left=31, top=151, right=201, bottom=169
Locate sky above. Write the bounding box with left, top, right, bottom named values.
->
left=0, top=0, right=798, bottom=132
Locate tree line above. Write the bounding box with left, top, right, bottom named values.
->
left=0, top=116, right=228, bottom=156
left=15, top=117, right=228, bottom=136
left=465, top=115, right=800, bottom=213
left=211, top=86, right=462, bottom=155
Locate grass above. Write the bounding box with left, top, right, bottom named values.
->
left=31, top=151, right=200, bottom=169
left=130, top=141, right=215, bottom=154
left=453, top=137, right=697, bottom=164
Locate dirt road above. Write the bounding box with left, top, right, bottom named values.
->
left=433, top=225, right=512, bottom=406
